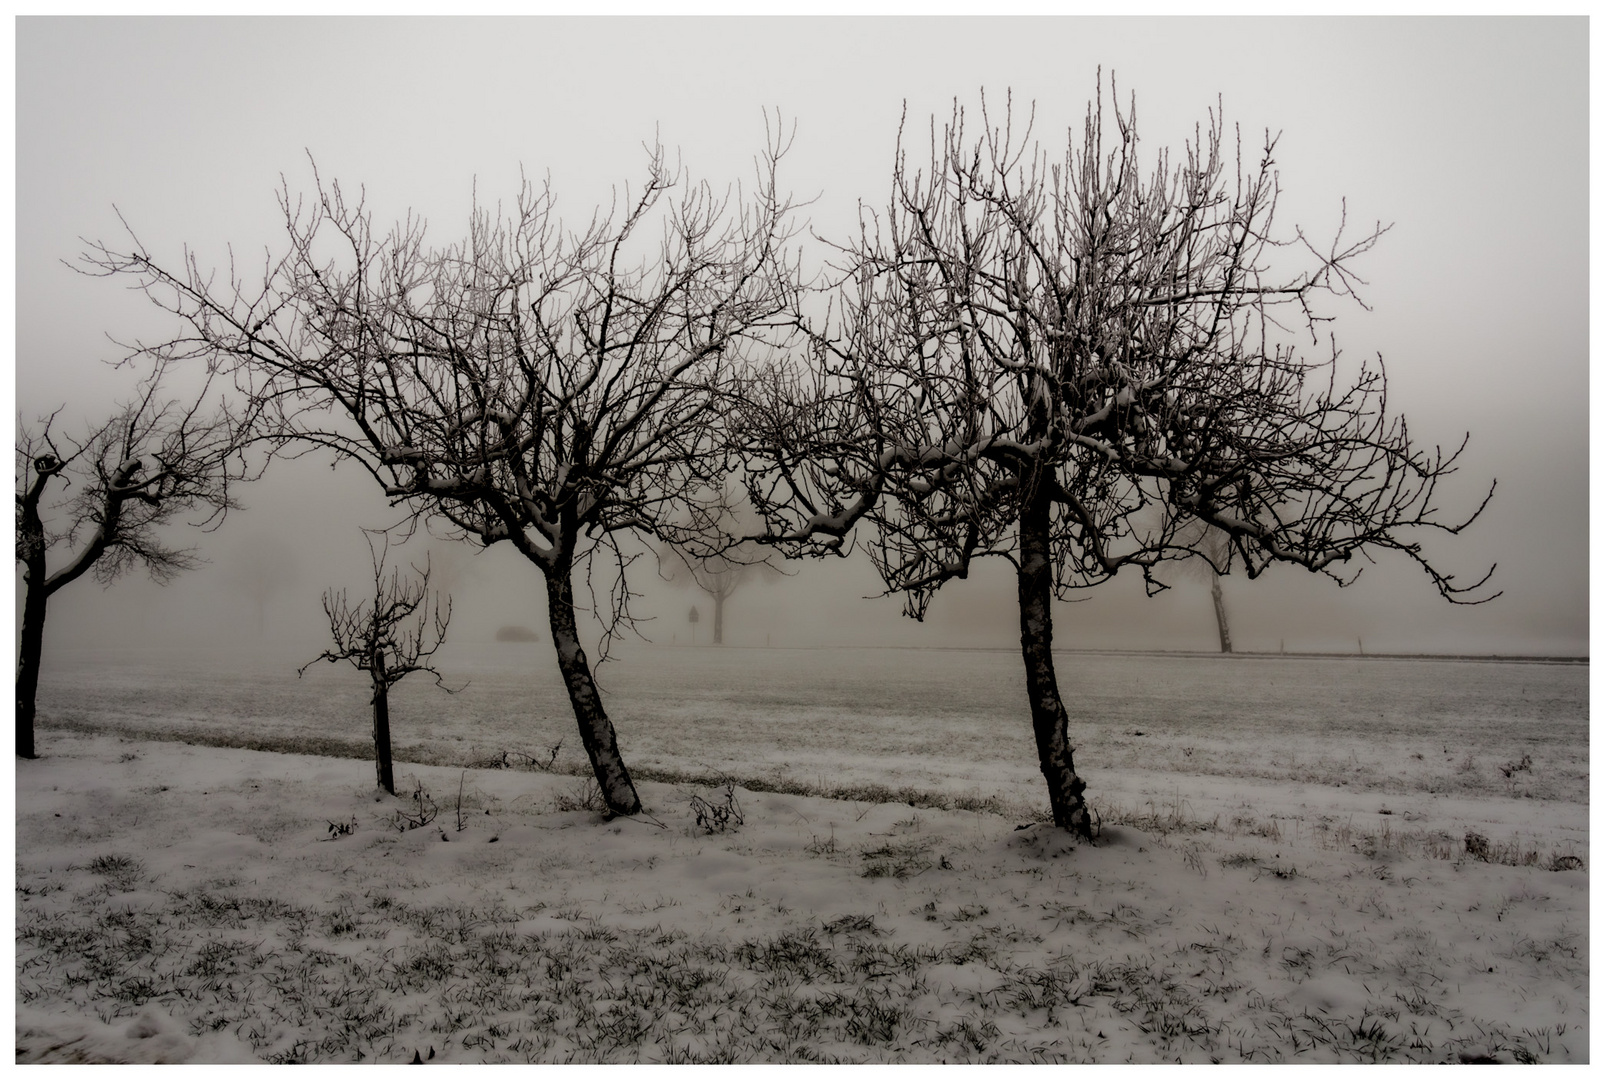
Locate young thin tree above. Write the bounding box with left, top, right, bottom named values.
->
left=299, top=534, right=453, bottom=796
left=83, top=126, right=801, bottom=815
left=737, top=88, right=1496, bottom=836
left=15, top=359, right=253, bottom=758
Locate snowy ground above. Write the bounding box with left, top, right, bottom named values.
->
left=32, top=645, right=1590, bottom=808
left=15, top=648, right=1590, bottom=1063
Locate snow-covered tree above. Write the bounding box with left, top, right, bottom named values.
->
left=15, top=358, right=254, bottom=758
left=736, top=87, right=1496, bottom=836
left=83, top=130, right=802, bottom=816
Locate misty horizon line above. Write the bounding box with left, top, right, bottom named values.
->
left=37, top=639, right=1586, bottom=664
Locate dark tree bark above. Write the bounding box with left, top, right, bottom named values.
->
left=16, top=464, right=49, bottom=758
left=16, top=567, right=47, bottom=760
left=545, top=554, right=640, bottom=815
left=371, top=653, right=395, bottom=796
left=300, top=533, right=454, bottom=795
left=15, top=600, right=45, bottom=759
left=15, top=365, right=249, bottom=758
left=1018, top=486, right=1090, bottom=836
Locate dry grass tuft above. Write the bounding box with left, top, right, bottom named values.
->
left=551, top=778, right=605, bottom=814
left=688, top=781, right=745, bottom=834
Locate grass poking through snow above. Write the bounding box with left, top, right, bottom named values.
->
left=15, top=732, right=1589, bottom=1063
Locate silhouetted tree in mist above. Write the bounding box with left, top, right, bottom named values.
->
left=737, top=86, right=1497, bottom=837
left=85, top=124, right=803, bottom=816
left=299, top=533, right=454, bottom=796
left=656, top=499, right=785, bottom=645
left=15, top=358, right=256, bottom=758
left=221, top=533, right=300, bottom=637
left=1173, top=519, right=1235, bottom=653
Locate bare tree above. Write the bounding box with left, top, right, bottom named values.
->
left=299, top=533, right=453, bottom=795
left=737, top=87, right=1496, bottom=836
left=15, top=358, right=254, bottom=758
left=83, top=126, right=801, bottom=815
left=656, top=496, right=784, bottom=645
left=1172, top=519, right=1234, bottom=653
left=660, top=550, right=738, bottom=646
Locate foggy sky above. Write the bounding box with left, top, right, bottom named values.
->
left=11, top=16, right=1590, bottom=657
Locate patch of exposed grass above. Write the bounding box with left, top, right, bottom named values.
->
left=18, top=870, right=1583, bottom=1064
left=858, top=840, right=936, bottom=880
left=41, top=717, right=1051, bottom=824
left=86, top=854, right=145, bottom=893
left=1096, top=792, right=1219, bottom=837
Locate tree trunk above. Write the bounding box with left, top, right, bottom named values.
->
left=371, top=658, right=395, bottom=796
left=17, top=484, right=48, bottom=760
left=1210, top=571, right=1233, bottom=654
left=713, top=591, right=724, bottom=645
left=545, top=558, right=642, bottom=816
left=15, top=468, right=127, bottom=760
left=1017, top=488, right=1092, bottom=837
left=15, top=581, right=47, bottom=760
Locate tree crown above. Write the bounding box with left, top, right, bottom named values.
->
left=736, top=86, right=1495, bottom=617
left=81, top=122, right=807, bottom=656
left=16, top=357, right=255, bottom=595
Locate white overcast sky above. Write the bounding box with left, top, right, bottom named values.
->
left=8, top=16, right=1592, bottom=656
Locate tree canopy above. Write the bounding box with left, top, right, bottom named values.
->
left=735, top=87, right=1496, bottom=832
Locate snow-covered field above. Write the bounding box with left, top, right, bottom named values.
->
left=16, top=647, right=1589, bottom=1062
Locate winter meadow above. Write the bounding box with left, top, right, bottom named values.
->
left=14, top=19, right=1588, bottom=1066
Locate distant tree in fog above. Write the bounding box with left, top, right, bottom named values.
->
left=658, top=548, right=747, bottom=646
left=221, top=533, right=300, bottom=637
left=421, top=540, right=479, bottom=610
left=85, top=125, right=802, bottom=816
left=299, top=532, right=453, bottom=796
left=15, top=358, right=256, bottom=758
left=1173, top=519, right=1234, bottom=653
left=656, top=498, right=785, bottom=645
left=736, top=87, right=1497, bottom=837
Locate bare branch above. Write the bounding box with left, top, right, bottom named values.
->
left=298, top=530, right=459, bottom=694
left=732, top=87, right=1495, bottom=613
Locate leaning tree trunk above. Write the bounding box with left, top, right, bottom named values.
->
left=545, top=555, right=642, bottom=816
left=15, top=580, right=48, bottom=760
left=1210, top=571, right=1233, bottom=654
left=370, top=657, right=396, bottom=796
left=1017, top=487, right=1092, bottom=838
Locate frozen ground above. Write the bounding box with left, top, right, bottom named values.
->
left=15, top=646, right=1590, bottom=1062
left=33, top=644, right=1590, bottom=808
